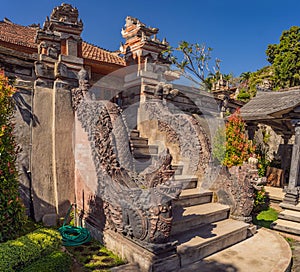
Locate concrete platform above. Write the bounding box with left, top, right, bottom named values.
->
left=179, top=228, right=292, bottom=272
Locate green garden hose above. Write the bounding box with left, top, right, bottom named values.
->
left=58, top=204, right=91, bottom=246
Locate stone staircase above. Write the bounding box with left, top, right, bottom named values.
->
left=272, top=203, right=300, bottom=235
left=130, top=129, right=156, bottom=172
left=130, top=129, right=250, bottom=269
left=171, top=182, right=249, bottom=268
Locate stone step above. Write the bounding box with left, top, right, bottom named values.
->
left=135, top=157, right=183, bottom=174
left=172, top=164, right=183, bottom=175
left=173, top=189, right=213, bottom=207
left=110, top=263, right=140, bottom=271
left=175, top=219, right=249, bottom=267
left=130, top=136, right=148, bottom=146
left=280, top=202, right=300, bottom=211
left=130, top=130, right=140, bottom=138
left=179, top=228, right=292, bottom=272
left=132, top=153, right=157, bottom=160
left=171, top=203, right=230, bottom=235
left=134, top=160, right=153, bottom=172
left=132, top=144, right=158, bottom=155
left=271, top=219, right=300, bottom=235
left=174, top=175, right=198, bottom=190
left=278, top=209, right=300, bottom=223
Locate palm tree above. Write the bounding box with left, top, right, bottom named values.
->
left=240, top=72, right=251, bottom=83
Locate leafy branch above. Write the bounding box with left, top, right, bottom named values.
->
left=163, top=41, right=221, bottom=89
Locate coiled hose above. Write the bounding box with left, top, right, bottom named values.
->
left=58, top=204, right=91, bottom=246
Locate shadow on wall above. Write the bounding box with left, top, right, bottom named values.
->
left=85, top=194, right=106, bottom=242
left=19, top=167, right=34, bottom=217
left=13, top=89, right=39, bottom=127
left=19, top=181, right=71, bottom=226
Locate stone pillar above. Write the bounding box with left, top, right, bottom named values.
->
left=32, top=77, right=57, bottom=222
left=283, top=121, right=300, bottom=205
left=281, top=134, right=292, bottom=185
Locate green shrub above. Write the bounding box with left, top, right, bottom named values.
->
left=253, top=207, right=278, bottom=228
left=0, top=228, right=61, bottom=271
left=20, top=251, right=72, bottom=272
left=213, top=109, right=255, bottom=167
left=252, top=186, right=268, bottom=214
left=0, top=71, right=27, bottom=242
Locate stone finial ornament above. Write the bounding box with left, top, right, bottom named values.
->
left=50, top=3, right=81, bottom=25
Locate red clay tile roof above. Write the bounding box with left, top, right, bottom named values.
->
left=0, top=21, right=125, bottom=66
left=0, top=21, right=36, bottom=48
left=82, top=42, right=125, bottom=66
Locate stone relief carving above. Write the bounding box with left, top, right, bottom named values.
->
left=71, top=68, right=90, bottom=111
left=158, top=120, right=179, bottom=144
left=76, top=97, right=182, bottom=249
left=38, top=41, right=60, bottom=58
left=142, top=100, right=211, bottom=176
left=154, top=83, right=179, bottom=100
left=211, top=163, right=261, bottom=222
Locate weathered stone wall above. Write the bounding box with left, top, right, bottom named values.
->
left=13, top=79, right=36, bottom=216
left=0, top=47, right=37, bottom=216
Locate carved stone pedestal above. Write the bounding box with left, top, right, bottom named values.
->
left=282, top=187, right=299, bottom=206
left=102, top=228, right=180, bottom=272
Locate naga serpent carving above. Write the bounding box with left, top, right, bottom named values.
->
left=141, top=100, right=211, bottom=177
left=73, top=76, right=182, bottom=247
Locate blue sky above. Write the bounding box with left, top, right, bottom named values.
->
left=1, top=0, right=300, bottom=77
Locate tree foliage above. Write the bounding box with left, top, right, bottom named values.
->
left=266, top=26, right=300, bottom=89
left=0, top=71, right=27, bottom=242
left=164, top=41, right=220, bottom=89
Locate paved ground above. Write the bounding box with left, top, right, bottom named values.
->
left=279, top=232, right=300, bottom=272
left=181, top=228, right=292, bottom=272
left=291, top=240, right=300, bottom=272
left=111, top=228, right=294, bottom=272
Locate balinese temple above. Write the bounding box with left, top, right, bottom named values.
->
left=0, top=3, right=297, bottom=271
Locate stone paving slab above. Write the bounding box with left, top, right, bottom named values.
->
left=276, top=232, right=300, bottom=272
left=179, top=228, right=292, bottom=272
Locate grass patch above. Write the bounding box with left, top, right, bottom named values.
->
left=253, top=207, right=278, bottom=228
left=66, top=239, right=125, bottom=271
left=20, top=250, right=72, bottom=272
left=0, top=220, right=125, bottom=271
